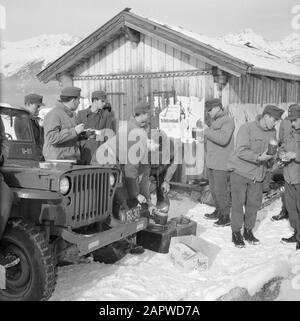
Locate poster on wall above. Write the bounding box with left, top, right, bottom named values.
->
left=159, top=104, right=181, bottom=139
left=159, top=97, right=205, bottom=180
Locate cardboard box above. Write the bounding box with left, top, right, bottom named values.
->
left=169, top=235, right=221, bottom=272
left=169, top=242, right=208, bottom=272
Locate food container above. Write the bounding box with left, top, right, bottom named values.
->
left=267, top=139, right=278, bottom=155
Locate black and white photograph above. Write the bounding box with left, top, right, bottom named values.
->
left=0, top=0, right=300, bottom=304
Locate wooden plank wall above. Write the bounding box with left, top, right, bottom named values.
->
left=224, top=74, right=300, bottom=137
left=226, top=74, right=300, bottom=106
left=73, top=33, right=208, bottom=116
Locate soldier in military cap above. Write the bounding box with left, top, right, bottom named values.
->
left=14, top=93, right=45, bottom=160
left=272, top=103, right=300, bottom=222
left=118, top=102, right=156, bottom=210
left=43, top=86, right=86, bottom=161
left=279, top=106, right=300, bottom=250
left=228, top=104, right=284, bottom=248
left=77, top=90, right=115, bottom=164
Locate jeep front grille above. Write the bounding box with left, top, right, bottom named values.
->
left=65, top=170, right=112, bottom=228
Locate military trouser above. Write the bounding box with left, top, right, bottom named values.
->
left=284, top=182, right=300, bottom=242
left=281, top=192, right=288, bottom=215
left=207, top=168, right=231, bottom=218
left=0, top=172, right=13, bottom=239
left=230, top=172, right=263, bottom=232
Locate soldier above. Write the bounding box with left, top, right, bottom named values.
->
left=279, top=107, right=300, bottom=250
left=96, top=102, right=157, bottom=254
left=14, top=94, right=45, bottom=160
left=119, top=102, right=156, bottom=212
left=103, top=101, right=117, bottom=134
left=271, top=104, right=300, bottom=221
left=77, top=91, right=115, bottom=164
left=149, top=129, right=178, bottom=212
left=96, top=102, right=157, bottom=212
left=43, top=87, right=85, bottom=161
left=228, top=105, right=284, bottom=248
left=0, top=117, right=19, bottom=267
left=202, top=99, right=235, bottom=227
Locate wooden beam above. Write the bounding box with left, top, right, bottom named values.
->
left=73, top=69, right=212, bottom=81
left=123, top=26, right=140, bottom=44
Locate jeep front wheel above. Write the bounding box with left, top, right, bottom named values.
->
left=0, top=219, right=56, bottom=301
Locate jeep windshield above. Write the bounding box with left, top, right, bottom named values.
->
left=0, top=105, right=40, bottom=164
left=0, top=108, right=33, bottom=142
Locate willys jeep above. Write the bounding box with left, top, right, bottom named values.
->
left=0, top=103, right=148, bottom=301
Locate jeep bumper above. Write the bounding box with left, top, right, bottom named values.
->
left=61, top=217, right=148, bottom=256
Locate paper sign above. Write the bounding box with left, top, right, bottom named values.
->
left=159, top=104, right=181, bottom=139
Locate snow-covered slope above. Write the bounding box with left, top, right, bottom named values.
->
left=221, top=29, right=300, bottom=65
left=1, top=33, right=81, bottom=78
left=0, top=34, right=81, bottom=106
left=221, top=29, right=285, bottom=58
left=272, top=33, right=300, bottom=65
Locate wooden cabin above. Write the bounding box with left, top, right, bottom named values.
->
left=38, top=8, right=300, bottom=182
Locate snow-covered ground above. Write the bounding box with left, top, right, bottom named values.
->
left=51, top=192, right=300, bottom=301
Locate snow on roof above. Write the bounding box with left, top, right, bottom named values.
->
left=139, top=13, right=300, bottom=78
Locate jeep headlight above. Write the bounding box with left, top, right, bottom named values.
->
left=109, top=173, right=116, bottom=187
left=59, top=177, right=71, bottom=195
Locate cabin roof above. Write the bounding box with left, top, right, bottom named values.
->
left=38, top=8, right=300, bottom=83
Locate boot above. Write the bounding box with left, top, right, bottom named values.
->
left=129, top=244, right=145, bottom=255
left=281, top=232, right=297, bottom=244
left=214, top=216, right=230, bottom=227
left=271, top=210, right=288, bottom=221
left=244, top=229, right=260, bottom=245
left=0, top=253, right=20, bottom=268
left=232, top=231, right=246, bottom=248
left=204, top=209, right=220, bottom=220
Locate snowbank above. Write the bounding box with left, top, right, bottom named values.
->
left=51, top=195, right=300, bottom=301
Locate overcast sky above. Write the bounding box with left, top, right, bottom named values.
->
left=1, top=0, right=299, bottom=42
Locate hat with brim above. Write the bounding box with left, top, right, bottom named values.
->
left=60, top=86, right=83, bottom=98
left=205, top=99, right=223, bottom=112
left=92, top=91, right=107, bottom=100
left=134, top=102, right=151, bottom=114
left=286, top=108, right=300, bottom=121
left=262, top=105, right=285, bottom=121
left=25, top=94, right=45, bottom=106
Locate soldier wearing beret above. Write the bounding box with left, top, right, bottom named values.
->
left=228, top=104, right=284, bottom=248
left=14, top=94, right=45, bottom=160
left=43, top=86, right=86, bottom=161
left=77, top=90, right=115, bottom=164
left=278, top=106, right=300, bottom=250
left=200, top=99, right=235, bottom=227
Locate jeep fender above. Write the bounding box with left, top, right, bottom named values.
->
left=10, top=188, right=61, bottom=200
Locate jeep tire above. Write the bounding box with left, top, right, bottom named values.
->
left=0, top=219, right=56, bottom=301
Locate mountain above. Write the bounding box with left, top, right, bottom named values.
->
left=221, top=29, right=300, bottom=64
left=0, top=34, right=81, bottom=106
left=221, top=28, right=286, bottom=58
left=271, top=33, right=300, bottom=65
